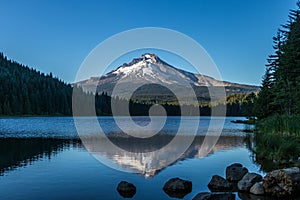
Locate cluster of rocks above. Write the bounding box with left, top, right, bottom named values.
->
left=116, top=164, right=300, bottom=199
left=202, top=163, right=300, bottom=199
left=203, top=163, right=262, bottom=199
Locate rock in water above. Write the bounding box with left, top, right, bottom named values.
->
left=117, top=181, right=136, bottom=198
left=163, top=177, right=192, bottom=198
left=249, top=182, right=264, bottom=195
left=208, top=175, right=233, bottom=192
left=237, top=173, right=262, bottom=191
left=192, top=192, right=235, bottom=200
left=226, top=163, right=248, bottom=181
left=263, top=167, right=300, bottom=197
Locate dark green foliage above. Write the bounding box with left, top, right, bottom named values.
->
left=257, top=114, right=300, bottom=136
left=225, top=92, right=258, bottom=117
left=253, top=115, right=300, bottom=171
left=0, top=53, right=72, bottom=115
left=253, top=2, right=300, bottom=166
left=254, top=131, right=300, bottom=168
left=255, top=2, right=300, bottom=118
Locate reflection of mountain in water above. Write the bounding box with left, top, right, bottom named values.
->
left=85, top=135, right=246, bottom=178
left=0, top=136, right=247, bottom=178
left=0, top=139, right=81, bottom=175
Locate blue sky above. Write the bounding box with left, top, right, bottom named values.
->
left=0, top=0, right=297, bottom=85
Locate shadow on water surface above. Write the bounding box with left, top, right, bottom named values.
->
left=0, top=138, right=81, bottom=175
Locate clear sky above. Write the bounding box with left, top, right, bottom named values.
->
left=0, top=0, right=297, bottom=85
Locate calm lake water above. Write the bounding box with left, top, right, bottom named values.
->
left=0, top=117, right=263, bottom=200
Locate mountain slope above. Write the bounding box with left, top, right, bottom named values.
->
left=76, top=53, right=259, bottom=99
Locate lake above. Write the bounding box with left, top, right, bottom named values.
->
left=0, top=116, right=263, bottom=199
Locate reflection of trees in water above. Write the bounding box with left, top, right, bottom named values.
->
left=244, top=134, right=294, bottom=172
left=0, top=139, right=82, bottom=175
left=244, top=134, right=262, bottom=168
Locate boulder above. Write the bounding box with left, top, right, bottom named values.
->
left=226, top=163, right=248, bottom=181
left=192, top=192, right=235, bottom=200
left=116, top=181, right=136, bottom=198
left=250, top=182, right=264, bottom=195
left=237, top=173, right=262, bottom=191
left=208, top=175, right=233, bottom=192
left=163, top=177, right=192, bottom=198
left=263, top=167, right=300, bottom=197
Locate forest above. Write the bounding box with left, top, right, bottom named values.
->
left=255, top=2, right=300, bottom=120
left=254, top=1, right=300, bottom=130
left=0, top=53, right=72, bottom=115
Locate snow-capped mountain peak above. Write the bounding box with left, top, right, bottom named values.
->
left=109, top=53, right=222, bottom=86
left=75, top=53, right=259, bottom=96
left=111, top=53, right=169, bottom=82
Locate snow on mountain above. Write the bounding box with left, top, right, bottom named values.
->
left=112, top=55, right=160, bottom=81
left=101, top=53, right=226, bottom=86
left=75, top=53, right=259, bottom=95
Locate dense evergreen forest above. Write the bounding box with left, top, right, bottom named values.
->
left=0, top=53, right=72, bottom=115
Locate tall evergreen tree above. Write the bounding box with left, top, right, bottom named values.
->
left=256, top=1, right=300, bottom=118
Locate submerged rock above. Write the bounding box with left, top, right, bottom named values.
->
left=163, top=177, right=192, bottom=198
left=250, top=182, right=264, bottom=195
left=117, top=181, right=136, bottom=198
left=226, top=163, right=248, bottom=182
left=208, top=175, right=233, bottom=192
left=263, top=167, right=300, bottom=197
left=237, top=173, right=262, bottom=191
left=192, top=192, right=235, bottom=200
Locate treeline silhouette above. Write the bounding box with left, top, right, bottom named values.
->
left=0, top=53, right=72, bottom=115
left=0, top=52, right=254, bottom=116
left=255, top=2, right=300, bottom=119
